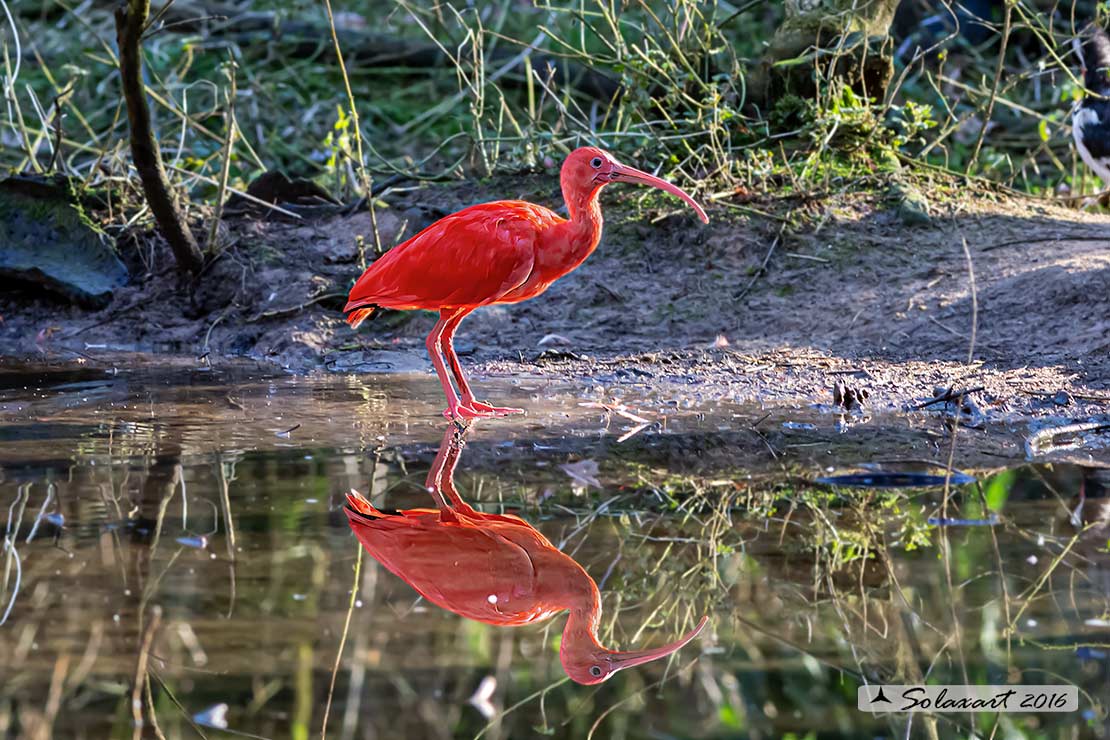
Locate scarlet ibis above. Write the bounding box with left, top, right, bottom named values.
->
left=344, top=147, right=708, bottom=420
left=1073, top=24, right=1110, bottom=186
left=343, top=422, right=708, bottom=685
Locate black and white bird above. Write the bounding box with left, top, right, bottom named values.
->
left=1072, top=24, right=1110, bottom=187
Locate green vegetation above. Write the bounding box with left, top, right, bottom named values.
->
left=4, top=0, right=1107, bottom=264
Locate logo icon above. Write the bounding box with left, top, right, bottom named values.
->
left=871, top=687, right=891, bottom=704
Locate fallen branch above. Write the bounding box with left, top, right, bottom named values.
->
left=115, top=0, right=204, bottom=275
left=914, top=386, right=984, bottom=410
left=1025, top=421, right=1110, bottom=458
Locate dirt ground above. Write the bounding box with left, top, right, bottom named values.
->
left=2, top=175, right=1109, bottom=426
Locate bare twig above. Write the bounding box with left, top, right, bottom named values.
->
left=132, top=605, right=162, bottom=740
left=960, top=236, right=977, bottom=364
left=734, top=226, right=786, bottom=303
left=320, top=547, right=363, bottom=739
left=966, top=0, right=1013, bottom=173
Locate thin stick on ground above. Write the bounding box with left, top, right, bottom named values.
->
left=115, top=0, right=203, bottom=275
left=734, top=224, right=786, bottom=303
left=934, top=231, right=981, bottom=719
left=960, top=236, right=978, bottom=364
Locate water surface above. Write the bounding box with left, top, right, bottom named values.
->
left=1, top=361, right=1107, bottom=739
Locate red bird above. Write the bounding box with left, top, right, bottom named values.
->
left=344, top=147, right=708, bottom=419
left=344, top=422, right=708, bottom=685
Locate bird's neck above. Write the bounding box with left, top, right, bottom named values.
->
left=540, top=184, right=604, bottom=278
left=560, top=581, right=604, bottom=655
left=565, top=181, right=603, bottom=225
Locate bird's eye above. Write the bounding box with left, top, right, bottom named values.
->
left=589, top=665, right=603, bottom=677
left=590, top=157, right=603, bottom=169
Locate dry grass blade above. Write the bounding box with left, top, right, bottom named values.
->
left=319, top=547, right=363, bottom=740
left=131, top=605, right=162, bottom=740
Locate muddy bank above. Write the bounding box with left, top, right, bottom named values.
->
left=1, top=177, right=1109, bottom=424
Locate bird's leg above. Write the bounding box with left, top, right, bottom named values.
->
left=440, top=312, right=524, bottom=418
left=426, top=421, right=475, bottom=522
left=437, top=421, right=481, bottom=518
left=426, top=312, right=470, bottom=420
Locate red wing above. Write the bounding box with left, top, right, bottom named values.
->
left=346, top=202, right=561, bottom=312
left=347, top=514, right=548, bottom=625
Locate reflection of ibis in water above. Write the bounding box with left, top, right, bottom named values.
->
left=344, top=422, right=707, bottom=685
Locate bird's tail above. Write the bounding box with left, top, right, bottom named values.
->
left=344, top=304, right=379, bottom=329
left=344, top=489, right=384, bottom=520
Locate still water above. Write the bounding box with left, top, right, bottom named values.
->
left=0, top=361, right=1108, bottom=739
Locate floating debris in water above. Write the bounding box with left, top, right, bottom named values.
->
left=469, top=676, right=497, bottom=720
left=176, top=535, right=209, bottom=549
left=559, top=459, right=600, bottom=493
left=1084, top=618, right=1110, bottom=628
left=45, top=513, right=64, bottom=527
left=193, top=703, right=229, bottom=729
left=275, top=423, right=301, bottom=438
left=782, top=421, right=817, bottom=431
left=176, top=622, right=208, bottom=667
left=817, top=471, right=976, bottom=488
left=927, top=515, right=1000, bottom=527
left=581, top=401, right=651, bottom=425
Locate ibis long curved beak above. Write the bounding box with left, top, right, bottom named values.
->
left=609, top=615, right=709, bottom=672
left=610, top=164, right=709, bottom=224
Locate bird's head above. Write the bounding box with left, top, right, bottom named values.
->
left=559, top=613, right=709, bottom=685
left=561, top=146, right=708, bottom=223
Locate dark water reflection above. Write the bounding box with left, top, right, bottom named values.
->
left=0, top=361, right=1108, bottom=739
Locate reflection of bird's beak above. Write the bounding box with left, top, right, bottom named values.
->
left=609, top=615, right=708, bottom=672
left=609, top=164, right=709, bottom=224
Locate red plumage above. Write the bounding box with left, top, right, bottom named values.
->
left=342, top=421, right=708, bottom=685
left=344, top=201, right=560, bottom=318
left=343, top=147, right=707, bottom=419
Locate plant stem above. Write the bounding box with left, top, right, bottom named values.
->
left=967, top=0, right=1013, bottom=174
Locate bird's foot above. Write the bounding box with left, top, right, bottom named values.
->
left=443, top=404, right=496, bottom=421
left=442, top=401, right=524, bottom=420
left=463, top=399, right=525, bottom=417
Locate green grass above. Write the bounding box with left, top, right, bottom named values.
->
left=2, top=0, right=1105, bottom=241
